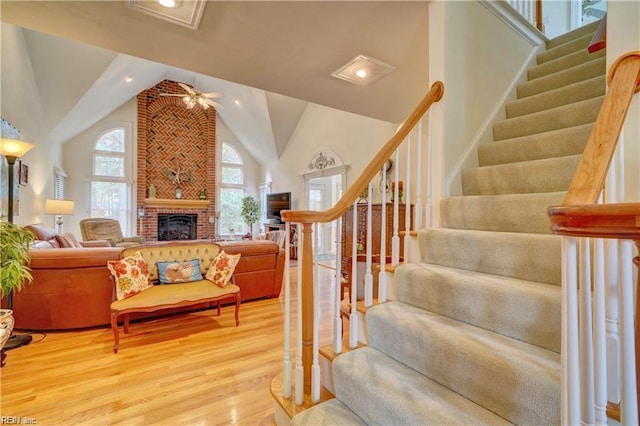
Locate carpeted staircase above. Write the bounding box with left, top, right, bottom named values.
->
left=293, top=21, right=605, bottom=425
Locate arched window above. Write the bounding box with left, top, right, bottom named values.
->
left=90, top=127, right=132, bottom=233
left=219, top=142, right=246, bottom=237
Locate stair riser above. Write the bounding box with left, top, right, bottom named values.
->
left=440, top=192, right=565, bottom=234
left=418, top=229, right=561, bottom=285
left=537, top=33, right=594, bottom=64
left=479, top=124, right=591, bottom=166
left=396, top=264, right=561, bottom=352
left=462, top=154, right=581, bottom=196
left=367, top=304, right=561, bottom=425
left=518, top=57, right=606, bottom=98
left=506, top=75, right=605, bottom=118
left=493, top=96, right=603, bottom=141
left=528, top=48, right=605, bottom=81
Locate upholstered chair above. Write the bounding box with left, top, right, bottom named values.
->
left=79, top=218, right=145, bottom=248
left=25, top=223, right=111, bottom=248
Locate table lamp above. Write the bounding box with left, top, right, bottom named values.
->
left=0, top=139, right=35, bottom=223
left=45, top=199, right=75, bottom=234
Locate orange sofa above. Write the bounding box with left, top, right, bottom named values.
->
left=9, top=239, right=285, bottom=330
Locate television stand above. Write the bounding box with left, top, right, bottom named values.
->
left=264, top=223, right=296, bottom=260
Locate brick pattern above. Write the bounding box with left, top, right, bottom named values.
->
left=136, top=80, right=217, bottom=241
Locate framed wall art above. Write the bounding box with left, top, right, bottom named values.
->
left=18, top=160, right=29, bottom=186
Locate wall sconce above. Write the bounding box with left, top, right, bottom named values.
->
left=45, top=199, right=75, bottom=234
left=138, top=207, right=145, bottom=217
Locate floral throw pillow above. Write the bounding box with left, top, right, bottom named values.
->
left=205, top=251, right=241, bottom=288
left=107, top=251, right=152, bottom=300
left=157, top=259, right=202, bottom=284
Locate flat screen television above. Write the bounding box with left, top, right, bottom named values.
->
left=266, top=192, right=291, bottom=223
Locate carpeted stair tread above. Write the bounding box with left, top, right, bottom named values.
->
left=528, top=47, right=605, bottom=81
left=505, top=75, right=605, bottom=118
left=479, top=124, right=592, bottom=166
left=418, top=228, right=561, bottom=285
left=518, top=56, right=605, bottom=98
left=546, top=20, right=601, bottom=49
left=537, top=32, right=596, bottom=64
left=462, top=154, right=581, bottom=196
left=367, top=303, right=561, bottom=425
left=291, top=398, right=366, bottom=425
left=440, top=191, right=565, bottom=234
left=332, top=346, right=512, bottom=425
left=492, top=96, right=603, bottom=141
left=395, top=263, right=561, bottom=352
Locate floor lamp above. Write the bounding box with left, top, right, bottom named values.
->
left=1, top=139, right=36, bottom=351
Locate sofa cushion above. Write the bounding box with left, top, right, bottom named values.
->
left=206, top=251, right=241, bottom=288
left=56, top=233, right=83, bottom=248
left=157, top=259, right=202, bottom=284
left=107, top=251, right=152, bottom=300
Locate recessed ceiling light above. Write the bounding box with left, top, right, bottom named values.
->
left=234, top=100, right=241, bottom=106
left=331, top=54, right=395, bottom=86
left=158, top=0, right=176, bottom=8
left=124, top=76, right=134, bottom=83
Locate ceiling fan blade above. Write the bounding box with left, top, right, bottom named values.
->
left=201, top=92, right=224, bottom=99
left=178, top=82, right=196, bottom=95
left=160, top=93, right=186, bottom=97
left=204, top=98, right=223, bottom=109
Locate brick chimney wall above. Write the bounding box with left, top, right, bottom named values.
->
left=136, top=80, right=217, bottom=241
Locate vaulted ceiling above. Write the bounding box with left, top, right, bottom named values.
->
left=0, top=1, right=429, bottom=164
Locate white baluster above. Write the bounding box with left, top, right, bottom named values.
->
left=579, top=237, right=595, bottom=424
left=364, top=182, right=373, bottom=307
left=379, top=164, right=388, bottom=303
left=426, top=108, right=433, bottom=228
left=392, top=148, right=400, bottom=266
left=562, top=236, right=580, bottom=425
left=283, top=221, right=292, bottom=398
left=618, top=239, right=638, bottom=422
left=404, top=133, right=412, bottom=262
left=593, top=238, right=608, bottom=425
left=333, top=218, right=342, bottom=354
left=312, top=224, right=320, bottom=402
left=414, top=119, right=423, bottom=231
left=349, top=202, right=359, bottom=348
left=294, top=223, right=304, bottom=404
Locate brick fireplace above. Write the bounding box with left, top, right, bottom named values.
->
left=136, top=80, right=217, bottom=241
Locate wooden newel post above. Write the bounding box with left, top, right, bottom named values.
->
left=301, top=222, right=314, bottom=393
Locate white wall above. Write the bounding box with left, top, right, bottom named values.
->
left=607, top=0, right=640, bottom=201
left=262, top=103, right=396, bottom=211
left=1, top=24, right=57, bottom=226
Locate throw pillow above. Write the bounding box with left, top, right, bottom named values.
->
left=107, top=251, right=152, bottom=300
left=55, top=233, right=83, bottom=248
left=157, top=259, right=202, bottom=284
left=205, top=251, right=241, bottom=288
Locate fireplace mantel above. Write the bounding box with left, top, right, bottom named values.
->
left=144, top=198, right=211, bottom=209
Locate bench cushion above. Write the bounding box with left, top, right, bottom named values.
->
left=111, top=280, right=240, bottom=311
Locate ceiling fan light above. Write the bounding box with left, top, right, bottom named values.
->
left=158, top=0, right=176, bottom=8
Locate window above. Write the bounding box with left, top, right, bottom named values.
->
left=90, top=127, right=132, bottom=234
left=219, top=142, right=245, bottom=236
left=53, top=167, right=67, bottom=199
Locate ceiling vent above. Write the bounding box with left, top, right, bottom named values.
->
left=331, top=54, right=395, bottom=86
left=128, top=0, right=206, bottom=30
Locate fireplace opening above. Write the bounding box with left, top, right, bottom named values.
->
left=158, top=214, right=197, bottom=241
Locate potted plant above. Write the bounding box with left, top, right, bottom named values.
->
left=1, top=221, right=35, bottom=358
left=240, top=196, right=261, bottom=238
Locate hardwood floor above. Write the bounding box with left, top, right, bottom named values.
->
left=1, top=265, right=338, bottom=425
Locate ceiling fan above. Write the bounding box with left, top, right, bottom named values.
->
left=161, top=83, right=223, bottom=110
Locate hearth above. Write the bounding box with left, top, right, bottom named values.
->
left=158, top=214, right=197, bottom=241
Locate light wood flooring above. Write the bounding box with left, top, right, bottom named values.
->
left=1, top=265, right=339, bottom=425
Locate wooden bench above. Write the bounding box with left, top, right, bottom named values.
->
left=110, top=242, right=241, bottom=352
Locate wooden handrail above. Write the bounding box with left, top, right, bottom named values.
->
left=281, top=81, right=444, bottom=224
left=561, top=52, right=640, bottom=206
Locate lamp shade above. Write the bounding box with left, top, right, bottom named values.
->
left=45, top=199, right=75, bottom=215
left=0, top=139, right=35, bottom=160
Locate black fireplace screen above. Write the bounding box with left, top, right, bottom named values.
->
left=158, top=214, right=197, bottom=241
